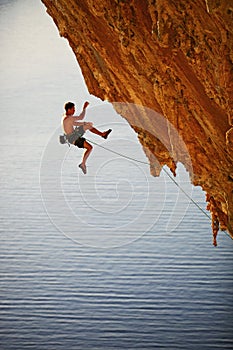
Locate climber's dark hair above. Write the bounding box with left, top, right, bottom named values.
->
left=64, top=101, right=75, bottom=112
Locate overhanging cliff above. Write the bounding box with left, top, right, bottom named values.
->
left=41, top=0, right=233, bottom=244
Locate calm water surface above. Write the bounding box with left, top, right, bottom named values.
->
left=0, top=1, right=232, bottom=349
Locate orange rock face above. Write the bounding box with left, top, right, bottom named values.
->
left=41, top=0, right=233, bottom=242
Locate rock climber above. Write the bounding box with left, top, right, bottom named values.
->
left=62, top=101, right=112, bottom=174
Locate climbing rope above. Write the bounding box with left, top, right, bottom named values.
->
left=86, top=137, right=211, bottom=220
left=162, top=167, right=211, bottom=220
left=83, top=137, right=233, bottom=242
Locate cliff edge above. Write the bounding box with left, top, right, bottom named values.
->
left=41, top=0, right=233, bottom=244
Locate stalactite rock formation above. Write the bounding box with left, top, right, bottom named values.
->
left=41, top=0, right=233, bottom=243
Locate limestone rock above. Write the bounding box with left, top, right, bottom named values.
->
left=41, top=0, right=233, bottom=243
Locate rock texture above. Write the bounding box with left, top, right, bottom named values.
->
left=41, top=0, right=233, bottom=244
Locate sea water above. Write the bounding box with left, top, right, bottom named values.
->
left=0, top=1, right=232, bottom=349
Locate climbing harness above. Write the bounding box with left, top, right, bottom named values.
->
left=59, top=126, right=85, bottom=146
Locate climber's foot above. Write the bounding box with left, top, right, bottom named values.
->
left=79, top=163, right=87, bottom=174
left=102, top=129, right=112, bottom=139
